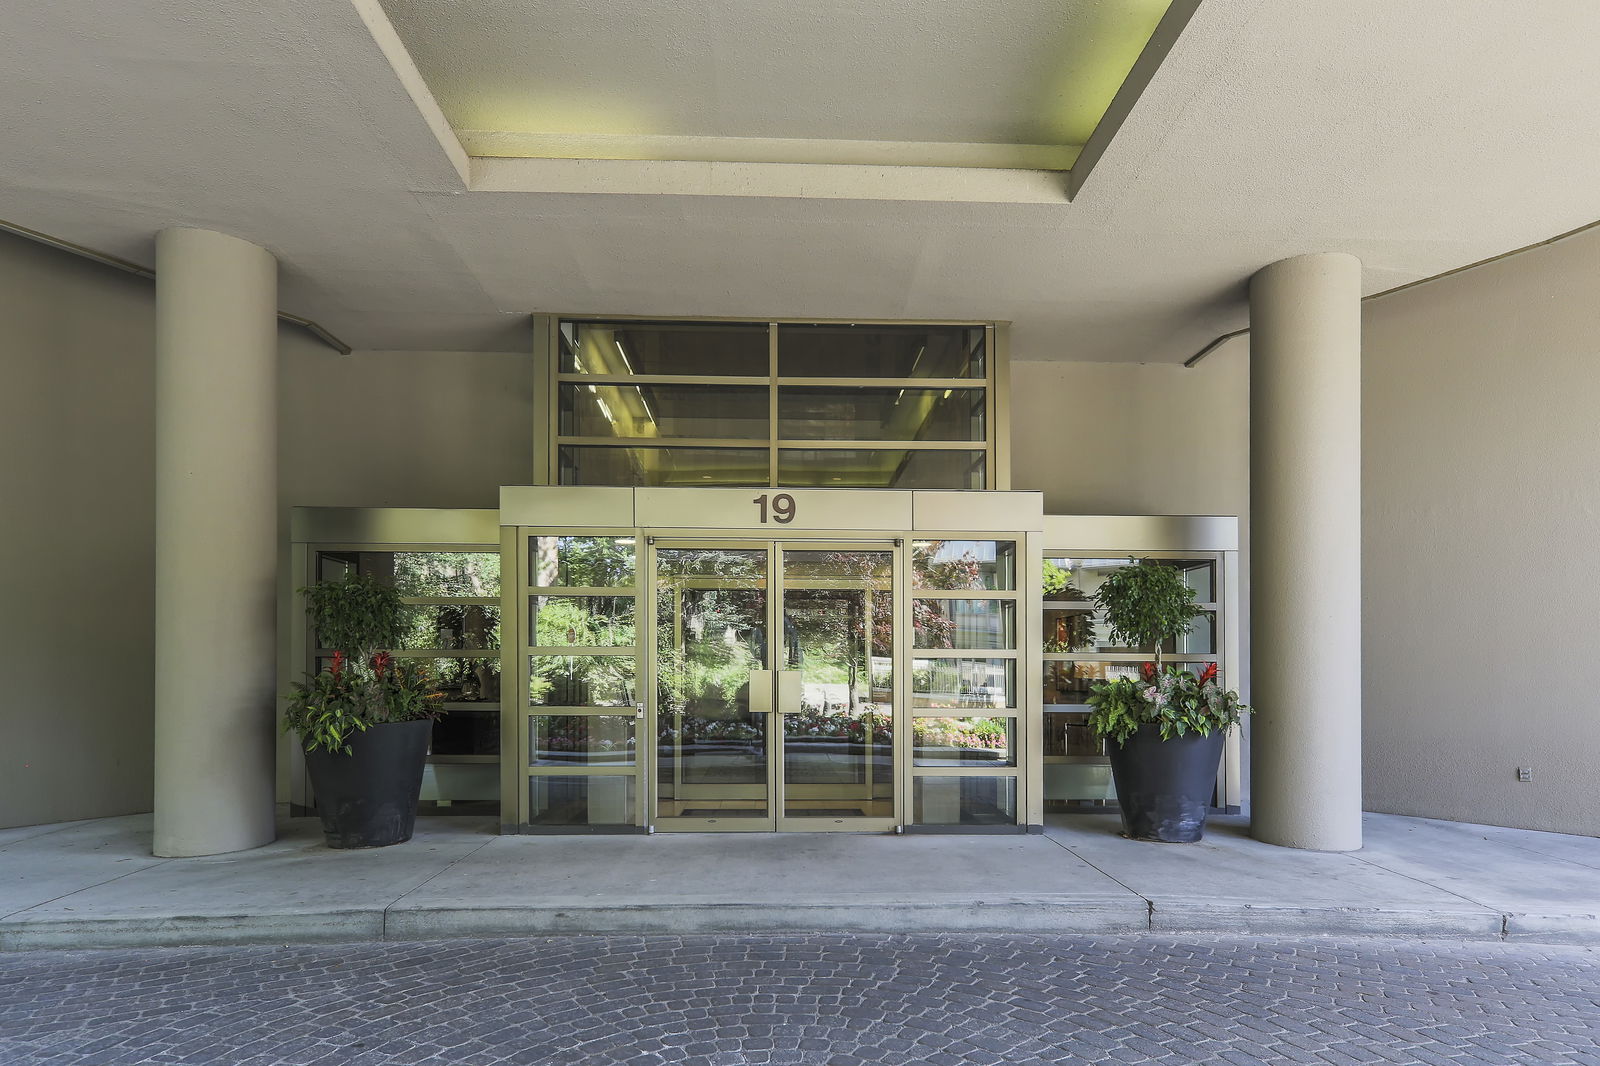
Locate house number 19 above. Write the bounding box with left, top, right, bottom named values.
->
left=753, top=493, right=796, bottom=524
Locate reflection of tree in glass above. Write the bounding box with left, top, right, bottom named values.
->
left=530, top=655, right=634, bottom=707
left=656, top=549, right=766, bottom=718
left=401, top=604, right=501, bottom=651
left=534, top=596, right=636, bottom=647
left=536, top=537, right=635, bottom=588
left=392, top=552, right=500, bottom=597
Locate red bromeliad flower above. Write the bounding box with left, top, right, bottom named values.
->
left=1140, top=662, right=1158, bottom=681
left=1199, top=662, right=1219, bottom=685
left=330, top=650, right=344, bottom=677
left=372, top=651, right=392, bottom=675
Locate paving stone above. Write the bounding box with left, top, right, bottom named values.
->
left=0, top=934, right=1596, bottom=1064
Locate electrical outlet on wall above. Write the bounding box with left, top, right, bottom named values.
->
left=1517, top=767, right=1534, bottom=782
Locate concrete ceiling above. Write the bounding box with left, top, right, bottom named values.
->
left=3, top=1, right=1600, bottom=363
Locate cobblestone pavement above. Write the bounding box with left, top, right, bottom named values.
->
left=1, top=935, right=1596, bottom=1066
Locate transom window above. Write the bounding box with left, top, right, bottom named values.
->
left=545, top=320, right=994, bottom=489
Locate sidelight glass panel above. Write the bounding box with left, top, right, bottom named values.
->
left=315, top=551, right=501, bottom=598
left=528, top=655, right=636, bottom=707
left=559, top=320, right=769, bottom=376
left=778, top=448, right=984, bottom=489
left=912, top=657, right=1015, bottom=710
left=913, top=599, right=1015, bottom=650
left=778, top=387, right=984, bottom=442
left=912, top=776, right=1017, bottom=825
left=912, top=717, right=1016, bottom=766
left=560, top=445, right=770, bottom=487
left=912, top=541, right=1016, bottom=590
left=777, top=324, right=985, bottom=378
left=1043, top=659, right=1146, bottom=706
left=561, top=383, right=769, bottom=440
left=1042, top=710, right=1106, bottom=758
left=531, top=595, right=636, bottom=648
left=532, top=536, right=635, bottom=588
left=530, top=715, right=637, bottom=766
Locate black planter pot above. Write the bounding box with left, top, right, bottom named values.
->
left=1105, top=725, right=1225, bottom=843
left=303, top=719, right=433, bottom=849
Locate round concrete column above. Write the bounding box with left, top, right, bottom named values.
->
left=152, top=228, right=278, bottom=857
left=1249, top=252, right=1363, bottom=851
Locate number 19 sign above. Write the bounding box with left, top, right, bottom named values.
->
left=752, top=493, right=796, bottom=524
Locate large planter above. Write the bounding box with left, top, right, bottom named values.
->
left=1105, top=724, right=1225, bottom=843
left=303, top=719, right=432, bottom=849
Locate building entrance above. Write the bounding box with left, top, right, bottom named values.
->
left=651, top=540, right=898, bottom=832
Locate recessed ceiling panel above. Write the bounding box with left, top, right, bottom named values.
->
left=378, top=0, right=1173, bottom=169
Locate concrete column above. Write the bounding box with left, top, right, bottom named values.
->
left=1248, top=252, right=1363, bottom=851
left=152, top=229, right=278, bottom=857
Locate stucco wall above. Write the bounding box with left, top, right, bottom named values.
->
left=0, top=232, right=537, bottom=828
left=0, top=235, right=159, bottom=827
left=1363, top=234, right=1600, bottom=837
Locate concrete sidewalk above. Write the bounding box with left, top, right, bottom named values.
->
left=1, top=811, right=1596, bottom=950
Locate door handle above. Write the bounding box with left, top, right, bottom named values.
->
left=778, top=670, right=803, bottom=714
left=748, top=670, right=773, bottom=713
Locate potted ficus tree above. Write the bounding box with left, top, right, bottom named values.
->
left=1085, top=560, right=1250, bottom=842
left=283, top=574, right=441, bottom=848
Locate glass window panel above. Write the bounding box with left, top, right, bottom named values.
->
left=1056, top=609, right=1218, bottom=654
left=1043, top=609, right=1095, bottom=654
left=532, top=536, right=635, bottom=588
left=912, top=541, right=1016, bottom=590
left=419, top=763, right=499, bottom=813
left=560, top=445, right=770, bottom=487
left=561, top=383, right=769, bottom=440
left=1044, top=659, right=1150, bottom=707
left=430, top=708, right=500, bottom=756
left=913, top=599, right=1015, bottom=651
left=912, top=776, right=1017, bottom=826
left=315, top=551, right=501, bottom=598
left=1045, top=557, right=1216, bottom=603
left=395, top=604, right=500, bottom=651
left=424, top=657, right=502, bottom=703
left=777, top=324, right=985, bottom=379
left=1042, top=557, right=1132, bottom=600
left=531, top=595, right=636, bottom=648
left=912, top=717, right=1017, bottom=766
left=528, top=655, right=637, bottom=707
left=778, top=449, right=984, bottom=489
left=529, top=775, right=636, bottom=826
left=777, top=387, right=984, bottom=442
left=1174, top=612, right=1218, bottom=655
left=530, top=715, right=637, bottom=766
left=912, top=657, right=1015, bottom=710
left=1042, top=710, right=1106, bottom=759
left=559, top=321, right=769, bottom=376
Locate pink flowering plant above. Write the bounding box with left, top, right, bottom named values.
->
left=1083, top=560, right=1250, bottom=747
left=283, top=574, right=441, bottom=754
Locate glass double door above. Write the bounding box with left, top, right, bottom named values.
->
left=651, top=540, right=898, bottom=831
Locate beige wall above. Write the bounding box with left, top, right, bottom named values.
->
left=1009, top=351, right=1249, bottom=518
left=0, top=234, right=158, bottom=827
left=0, top=231, right=536, bottom=829
left=1363, top=232, right=1600, bottom=836
left=278, top=347, right=533, bottom=510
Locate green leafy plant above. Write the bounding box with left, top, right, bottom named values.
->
left=1093, top=559, right=1197, bottom=670
left=1085, top=561, right=1249, bottom=746
left=1086, top=662, right=1249, bottom=746
left=283, top=574, right=441, bottom=754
